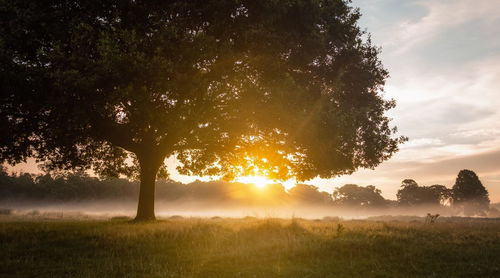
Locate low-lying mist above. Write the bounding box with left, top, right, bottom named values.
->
left=1, top=199, right=489, bottom=221
left=2, top=171, right=499, bottom=220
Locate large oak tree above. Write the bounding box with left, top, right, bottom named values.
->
left=0, top=0, right=405, bottom=220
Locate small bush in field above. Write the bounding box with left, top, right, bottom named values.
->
left=336, top=223, right=345, bottom=235
left=425, top=213, right=440, bottom=224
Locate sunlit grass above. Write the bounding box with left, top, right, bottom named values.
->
left=1, top=217, right=500, bottom=277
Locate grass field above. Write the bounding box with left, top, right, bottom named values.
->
left=1, top=216, right=500, bottom=277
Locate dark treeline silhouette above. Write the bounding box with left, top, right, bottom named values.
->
left=0, top=167, right=494, bottom=216
left=332, top=184, right=389, bottom=208
left=0, top=168, right=327, bottom=207
left=396, top=179, right=451, bottom=207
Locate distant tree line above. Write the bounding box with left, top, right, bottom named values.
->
left=0, top=168, right=491, bottom=215
left=0, top=168, right=332, bottom=207
left=331, top=169, right=491, bottom=216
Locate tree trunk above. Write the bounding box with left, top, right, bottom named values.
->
left=135, top=156, right=161, bottom=221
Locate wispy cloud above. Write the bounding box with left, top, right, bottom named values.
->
left=367, top=0, right=500, bottom=53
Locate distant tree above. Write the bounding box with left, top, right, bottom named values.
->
left=401, top=179, right=419, bottom=189
left=397, top=179, right=450, bottom=206
left=428, top=184, right=452, bottom=206
left=259, top=183, right=290, bottom=205
left=452, top=170, right=489, bottom=216
left=396, top=179, right=419, bottom=206
left=332, top=184, right=387, bottom=207
left=0, top=0, right=405, bottom=220
left=289, top=184, right=332, bottom=205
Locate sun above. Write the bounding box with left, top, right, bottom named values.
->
left=236, top=175, right=272, bottom=189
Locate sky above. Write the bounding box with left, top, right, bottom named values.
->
left=323, top=0, right=500, bottom=201
left=8, top=0, right=500, bottom=202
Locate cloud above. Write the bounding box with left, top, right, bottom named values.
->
left=403, top=138, right=444, bottom=149
left=381, top=0, right=500, bottom=54
left=445, top=129, right=500, bottom=145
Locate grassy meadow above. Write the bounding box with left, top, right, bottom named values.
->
left=1, top=215, right=500, bottom=277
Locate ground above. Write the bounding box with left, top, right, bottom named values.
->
left=1, top=215, right=500, bottom=277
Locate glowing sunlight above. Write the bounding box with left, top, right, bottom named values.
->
left=236, top=175, right=272, bottom=189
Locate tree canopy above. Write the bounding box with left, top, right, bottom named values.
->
left=0, top=0, right=405, bottom=220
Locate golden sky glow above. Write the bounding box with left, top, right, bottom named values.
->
left=236, top=175, right=272, bottom=189
left=235, top=175, right=298, bottom=191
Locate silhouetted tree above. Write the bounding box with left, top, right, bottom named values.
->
left=396, top=179, right=419, bottom=206
left=0, top=0, right=405, bottom=220
left=452, top=170, right=489, bottom=216
left=428, top=184, right=452, bottom=206
left=288, top=184, right=332, bottom=205
left=397, top=179, right=450, bottom=206
left=332, top=184, right=387, bottom=207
